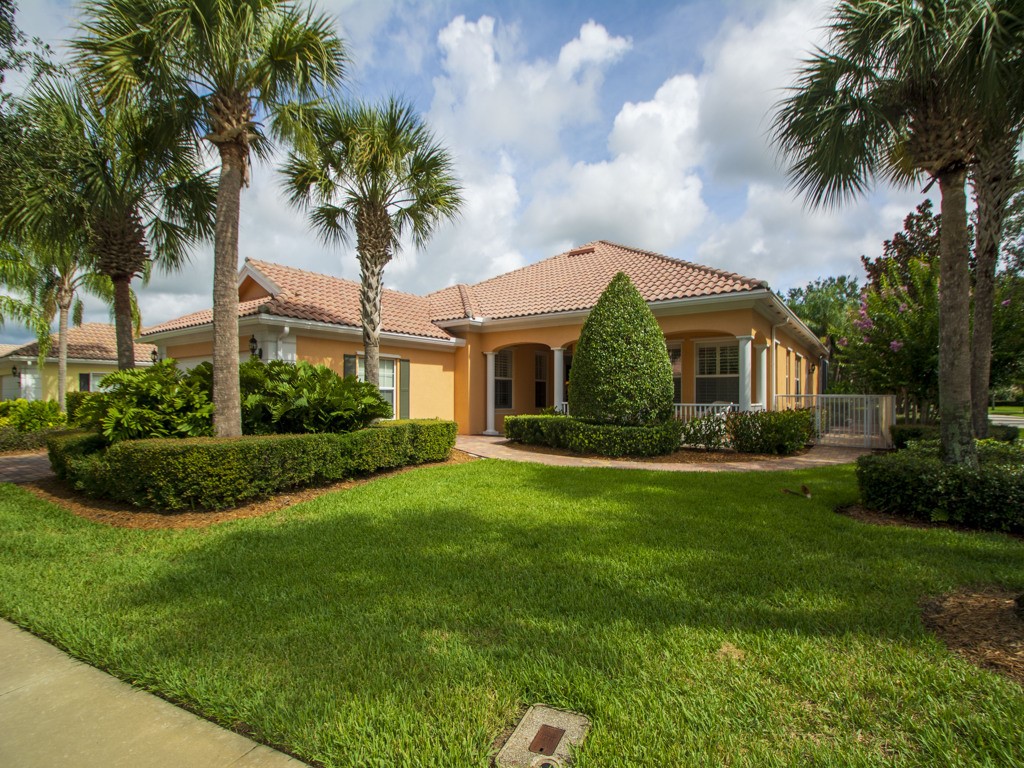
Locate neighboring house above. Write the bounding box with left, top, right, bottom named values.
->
left=0, top=323, right=156, bottom=402
left=141, top=241, right=827, bottom=435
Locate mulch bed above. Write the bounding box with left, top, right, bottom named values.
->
left=19, top=449, right=478, bottom=530
left=922, top=588, right=1024, bottom=686
left=500, top=440, right=801, bottom=464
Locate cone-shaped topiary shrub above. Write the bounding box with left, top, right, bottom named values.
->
left=568, top=272, right=674, bottom=426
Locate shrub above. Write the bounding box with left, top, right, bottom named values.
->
left=504, top=414, right=682, bottom=457
left=235, top=358, right=392, bottom=434
left=75, top=361, right=214, bottom=441
left=0, top=399, right=66, bottom=432
left=725, top=409, right=813, bottom=455
left=1, top=426, right=70, bottom=454
left=857, top=448, right=1024, bottom=533
left=988, top=424, right=1020, bottom=444
left=680, top=413, right=728, bottom=451
left=891, top=422, right=1017, bottom=449
left=64, top=391, right=97, bottom=425
left=568, top=272, right=674, bottom=426
left=51, top=419, right=456, bottom=510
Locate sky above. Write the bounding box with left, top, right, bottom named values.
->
left=2, top=0, right=937, bottom=345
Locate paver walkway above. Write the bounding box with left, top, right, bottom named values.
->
left=456, top=435, right=869, bottom=471
left=0, top=451, right=53, bottom=484
left=0, top=620, right=305, bottom=768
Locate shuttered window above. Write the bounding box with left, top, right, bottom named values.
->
left=695, top=343, right=740, bottom=403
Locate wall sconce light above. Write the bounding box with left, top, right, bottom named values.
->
left=809, top=362, right=817, bottom=374
left=249, top=335, right=263, bottom=360
left=10, top=365, right=18, bottom=377
left=151, top=348, right=158, bottom=364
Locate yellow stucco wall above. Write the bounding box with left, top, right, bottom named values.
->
left=37, top=363, right=120, bottom=400
left=165, top=336, right=249, bottom=361
left=297, top=335, right=455, bottom=421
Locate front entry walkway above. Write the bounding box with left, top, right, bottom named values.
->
left=0, top=620, right=305, bottom=768
left=456, top=435, right=869, bottom=472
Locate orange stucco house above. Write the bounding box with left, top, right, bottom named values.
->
left=141, top=241, right=827, bottom=435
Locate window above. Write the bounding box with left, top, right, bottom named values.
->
left=785, top=349, right=792, bottom=395
left=695, top=343, right=740, bottom=403
left=534, top=352, right=547, bottom=408
left=795, top=355, right=803, bottom=396
left=78, top=372, right=108, bottom=392
left=358, top=357, right=397, bottom=413
left=495, top=350, right=513, bottom=410
left=668, top=343, right=682, bottom=403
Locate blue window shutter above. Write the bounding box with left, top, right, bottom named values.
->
left=399, top=359, right=410, bottom=419
left=343, top=354, right=356, bottom=379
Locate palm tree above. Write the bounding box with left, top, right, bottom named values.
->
left=0, top=241, right=116, bottom=410
left=970, top=127, right=1023, bottom=438
left=9, top=76, right=215, bottom=370
left=282, top=99, right=462, bottom=386
left=772, top=0, right=1021, bottom=467
left=75, top=0, right=347, bottom=437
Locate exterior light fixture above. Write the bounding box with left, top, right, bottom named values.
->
left=809, top=362, right=817, bottom=374
left=151, top=348, right=158, bottom=364
left=10, top=365, right=17, bottom=377
left=249, top=335, right=262, bottom=359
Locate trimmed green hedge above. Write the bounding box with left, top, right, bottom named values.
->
left=1, top=426, right=75, bottom=454
left=856, top=442, right=1024, bottom=534
left=47, top=419, right=456, bottom=511
left=504, top=415, right=682, bottom=457
left=725, top=409, right=814, bottom=455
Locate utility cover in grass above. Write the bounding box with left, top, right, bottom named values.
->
left=568, top=272, right=673, bottom=426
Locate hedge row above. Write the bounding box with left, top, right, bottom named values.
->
left=503, top=415, right=683, bottom=457
left=0, top=426, right=75, bottom=454
left=856, top=442, right=1024, bottom=534
left=724, top=409, right=814, bottom=455
left=48, top=419, right=456, bottom=511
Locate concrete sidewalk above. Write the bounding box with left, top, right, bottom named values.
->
left=0, top=620, right=305, bottom=768
left=0, top=451, right=54, bottom=484
left=456, top=435, right=869, bottom=471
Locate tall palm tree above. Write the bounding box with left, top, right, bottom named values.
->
left=970, top=127, right=1022, bottom=438
left=282, top=98, right=462, bottom=386
left=9, top=76, right=216, bottom=370
left=75, top=0, right=347, bottom=436
left=0, top=241, right=116, bottom=410
left=772, top=0, right=1021, bottom=467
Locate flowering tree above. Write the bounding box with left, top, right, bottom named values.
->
left=840, top=257, right=940, bottom=421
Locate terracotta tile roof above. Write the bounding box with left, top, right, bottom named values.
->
left=0, top=344, right=18, bottom=357
left=427, top=240, right=767, bottom=321
left=0, top=323, right=156, bottom=363
left=142, top=261, right=454, bottom=340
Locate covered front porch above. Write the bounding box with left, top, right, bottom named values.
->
left=481, top=333, right=774, bottom=435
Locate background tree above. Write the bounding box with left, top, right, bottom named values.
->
left=7, top=76, right=215, bottom=369
left=76, top=0, right=347, bottom=436
left=283, top=98, right=462, bottom=386
left=772, top=0, right=1021, bottom=467
left=784, top=275, right=859, bottom=391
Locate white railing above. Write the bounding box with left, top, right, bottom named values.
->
left=674, top=402, right=737, bottom=421
left=775, top=394, right=896, bottom=449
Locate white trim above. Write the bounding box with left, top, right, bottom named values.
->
left=237, top=262, right=281, bottom=294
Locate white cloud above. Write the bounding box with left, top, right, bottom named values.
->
left=522, top=74, right=707, bottom=251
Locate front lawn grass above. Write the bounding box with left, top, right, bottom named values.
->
left=989, top=404, right=1024, bottom=415
left=1, top=461, right=1022, bottom=767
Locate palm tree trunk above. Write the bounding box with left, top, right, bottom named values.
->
left=970, top=135, right=1018, bottom=439
left=211, top=142, right=245, bottom=437
left=57, top=300, right=70, bottom=413
left=937, top=166, right=978, bottom=467
left=359, top=257, right=385, bottom=388
left=113, top=275, right=136, bottom=370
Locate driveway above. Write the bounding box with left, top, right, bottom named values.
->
left=0, top=452, right=54, bottom=484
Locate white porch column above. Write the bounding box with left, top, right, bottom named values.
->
left=484, top=351, right=498, bottom=435
left=737, top=335, right=753, bottom=412
left=553, top=347, right=565, bottom=412
left=755, top=343, right=768, bottom=409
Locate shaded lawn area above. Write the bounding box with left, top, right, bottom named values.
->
left=989, top=404, right=1024, bottom=415
left=1, top=461, right=1023, bottom=767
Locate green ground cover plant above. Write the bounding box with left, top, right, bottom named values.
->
left=1, top=462, right=1022, bottom=766
left=0, top=399, right=69, bottom=453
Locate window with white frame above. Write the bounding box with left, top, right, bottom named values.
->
left=795, top=355, right=803, bottom=396
left=668, top=342, right=682, bottom=403
left=695, top=342, right=739, bottom=403
left=785, top=349, right=792, bottom=394
left=495, top=350, right=513, bottom=410
left=357, top=357, right=396, bottom=413
left=77, top=372, right=109, bottom=392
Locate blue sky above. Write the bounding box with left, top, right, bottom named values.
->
left=3, top=0, right=933, bottom=344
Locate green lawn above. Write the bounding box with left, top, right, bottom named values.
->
left=989, top=404, right=1024, bottom=415
left=1, top=461, right=1022, bottom=767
